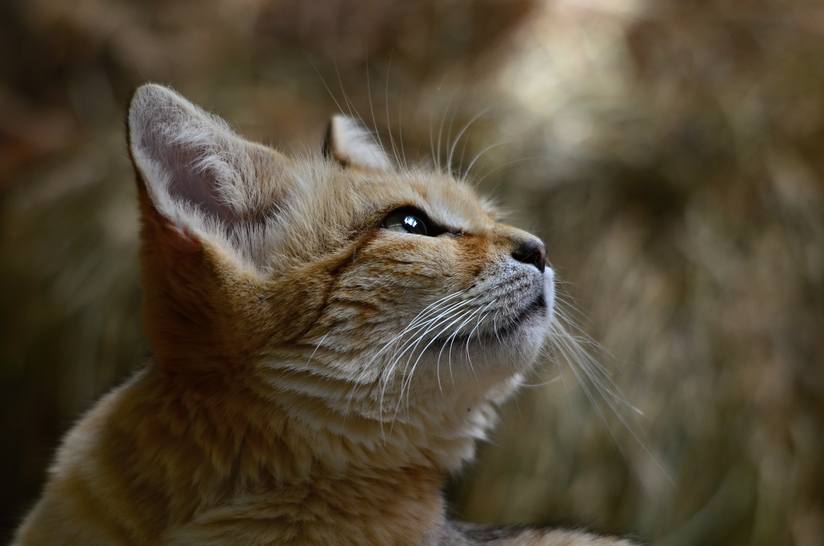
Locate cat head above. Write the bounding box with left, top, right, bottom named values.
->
left=128, top=84, right=554, bottom=469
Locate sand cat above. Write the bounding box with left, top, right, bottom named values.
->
left=14, top=84, right=637, bottom=545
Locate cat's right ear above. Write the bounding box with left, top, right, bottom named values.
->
left=322, top=114, right=392, bottom=171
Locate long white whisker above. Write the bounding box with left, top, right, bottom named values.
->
left=396, top=305, right=480, bottom=419
left=383, top=60, right=402, bottom=167
left=355, top=290, right=467, bottom=430
left=385, top=304, right=477, bottom=427
left=436, top=92, right=455, bottom=172
left=430, top=300, right=491, bottom=392
left=333, top=61, right=367, bottom=131
left=392, top=299, right=480, bottom=390
left=464, top=141, right=510, bottom=181
left=310, top=62, right=348, bottom=124
left=366, top=63, right=389, bottom=159
left=549, top=320, right=673, bottom=483
left=370, top=290, right=467, bottom=365
left=378, top=296, right=477, bottom=426
left=306, top=332, right=331, bottom=366
left=463, top=302, right=497, bottom=379
left=397, top=93, right=408, bottom=169
left=448, top=107, right=490, bottom=176
left=552, top=314, right=632, bottom=410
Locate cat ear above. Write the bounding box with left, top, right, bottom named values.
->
left=128, top=84, right=288, bottom=266
left=322, top=114, right=391, bottom=171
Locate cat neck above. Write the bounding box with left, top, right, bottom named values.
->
left=99, top=367, right=455, bottom=539
left=84, top=368, right=445, bottom=544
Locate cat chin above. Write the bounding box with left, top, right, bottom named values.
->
left=467, top=271, right=555, bottom=373
left=411, top=306, right=551, bottom=398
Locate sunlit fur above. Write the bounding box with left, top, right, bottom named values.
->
left=14, top=85, right=635, bottom=546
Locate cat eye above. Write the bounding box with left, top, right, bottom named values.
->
left=382, top=207, right=438, bottom=236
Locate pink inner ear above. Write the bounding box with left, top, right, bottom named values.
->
left=139, top=122, right=240, bottom=225
left=129, top=84, right=295, bottom=268
left=129, top=84, right=249, bottom=228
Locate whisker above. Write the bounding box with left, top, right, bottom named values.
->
left=378, top=296, right=477, bottom=428
left=477, top=154, right=549, bottom=193
left=383, top=60, right=402, bottom=168
left=461, top=301, right=497, bottom=381
left=396, top=304, right=480, bottom=418
left=516, top=374, right=563, bottom=388
left=350, top=290, right=467, bottom=427
left=464, top=141, right=512, bottom=182
left=397, top=92, right=408, bottom=169
left=366, top=63, right=389, bottom=158
left=391, top=299, right=479, bottom=396
left=305, top=332, right=331, bottom=366
left=333, top=61, right=373, bottom=138
left=385, top=306, right=475, bottom=426
left=448, top=107, right=490, bottom=176
left=310, top=61, right=347, bottom=124
left=551, top=318, right=641, bottom=415
left=436, top=91, right=456, bottom=172
left=549, top=318, right=673, bottom=483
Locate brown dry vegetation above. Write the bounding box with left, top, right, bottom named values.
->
left=1, top=1, right=823, bottom=544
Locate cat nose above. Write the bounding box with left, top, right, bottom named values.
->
left=511, top=238, right=546, bottom=273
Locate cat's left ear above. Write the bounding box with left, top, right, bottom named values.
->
left=322, top=114, right=391, bottom=171
left=128, top=84, right=289, bottom=269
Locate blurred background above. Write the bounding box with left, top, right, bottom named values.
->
left=2, top=0, right=823, bottom=544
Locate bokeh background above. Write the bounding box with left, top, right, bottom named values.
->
left=2, top=0, right=823, bottom=544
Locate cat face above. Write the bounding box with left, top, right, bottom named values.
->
left=128, top=84, right=553, bottom=447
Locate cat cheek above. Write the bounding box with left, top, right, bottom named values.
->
left=451, top=235, right=494, bottom=281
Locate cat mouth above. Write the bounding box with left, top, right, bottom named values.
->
left=434, top=293, right=547, bottom=346
left=489, top=293, right=547, bottom=339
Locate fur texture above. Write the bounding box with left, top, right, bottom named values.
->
left=14, top=84, right=636, bottom=546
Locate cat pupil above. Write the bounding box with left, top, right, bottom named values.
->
left=382, top=208, right=430, bottom=236
left=404, top=215, right=423, bottom=234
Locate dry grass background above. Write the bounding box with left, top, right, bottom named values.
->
left=2, top=1, right=823, bottom=544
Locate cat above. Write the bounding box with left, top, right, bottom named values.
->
left=13, top=84, right=637, bottom=546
